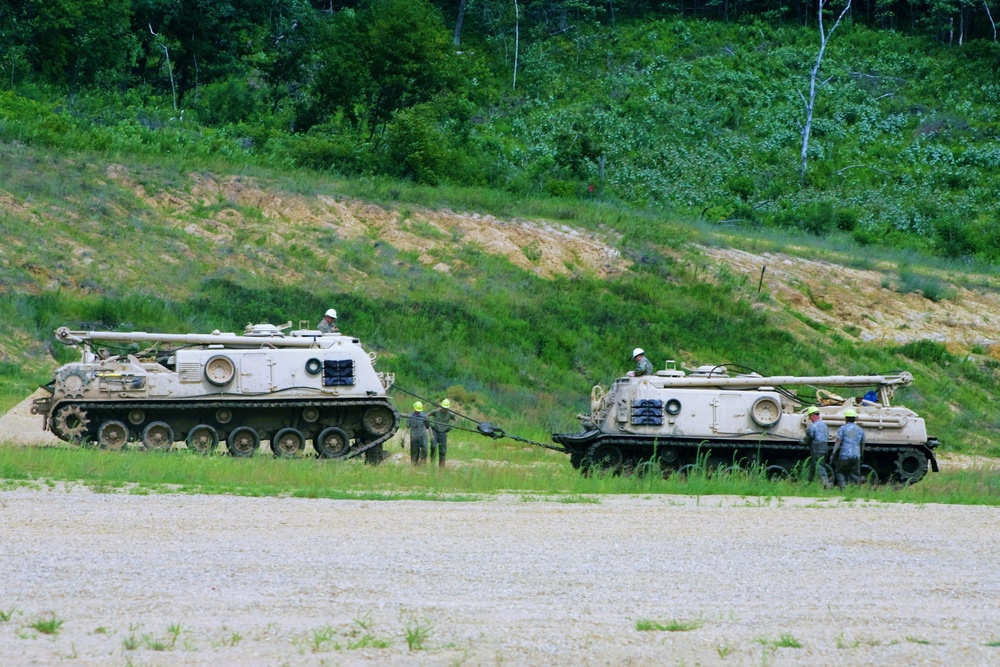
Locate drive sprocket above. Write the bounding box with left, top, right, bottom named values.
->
left=52, top=404, right=91, bottom=442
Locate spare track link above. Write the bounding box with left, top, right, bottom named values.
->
left=58, top=398, right=398, bottom=458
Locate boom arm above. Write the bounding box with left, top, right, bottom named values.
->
left=55, top=327, right=330, bottom=349
left=651, top=372, right=912, bottom=389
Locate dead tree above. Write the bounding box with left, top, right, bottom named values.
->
left=799, top=0, right=852, bottom=182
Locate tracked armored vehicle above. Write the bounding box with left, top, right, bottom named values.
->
left=552, top=363, right=939, bottom=484
left=32, top=322, right=398, bottom=460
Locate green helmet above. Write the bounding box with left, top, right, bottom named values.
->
left=441, top=398, right=451, bottom=408
left=844, top=408, right=857, bottom=418
left=806, top=406, right=819, bottom=415
left=413, top=401, right=424, bottom=412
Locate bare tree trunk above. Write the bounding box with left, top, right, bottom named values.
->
left=986, top=0, right=998, bottom=40
left=150, top=24, right=177, bottom=111
left=513, top=0, right=519, bottom=91
left=799, top=0, right=852, bottom=182
left=454, top=0, right=467, bottom=46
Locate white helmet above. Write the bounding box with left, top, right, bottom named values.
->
left=632, top=348, right=644, bottom=359
left=325, top=308, right=337, bottom=319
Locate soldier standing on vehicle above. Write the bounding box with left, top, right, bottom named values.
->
left=317, top=308, right=339, bottom=334
left=800, top=406, right=831, bottom=488
left=427, top=398, right=457, bottom=467
left=831, top=408, right=866, bottom=488
left=628, top=348, right=654, bottom=377
left=407, top=401, right=429, bottom=465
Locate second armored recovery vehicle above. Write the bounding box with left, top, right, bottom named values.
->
left=32, top=321, right=398, bottom=461
left=552, top=363, right=939, bottom=484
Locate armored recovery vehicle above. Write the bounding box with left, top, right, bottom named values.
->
left=31, top=322, right=398, bottom=461
left=551, top=363, right=939, bottom=484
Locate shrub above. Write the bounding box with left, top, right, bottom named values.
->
left=382, top=105, right=450, bottom=185
left=895, top=340, right=954, bottom=364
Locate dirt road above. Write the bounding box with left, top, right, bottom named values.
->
left=1, top=488, right=998, bottom=666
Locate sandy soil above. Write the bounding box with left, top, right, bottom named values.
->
left=1, top=489, right=999, bottom=667
left=701, top=245, right=1000, bottom=350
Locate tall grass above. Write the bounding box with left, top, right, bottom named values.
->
left=2, top=441, right=999, bottom=505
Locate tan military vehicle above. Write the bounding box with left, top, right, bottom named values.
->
left=552, top=363, right=938, bottom=484
left=32, top=321, right=398, bottom=461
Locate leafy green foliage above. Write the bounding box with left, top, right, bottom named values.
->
left=3, top=10, right=1000, bottom=265
left=309, top=0, right=459, bottom=134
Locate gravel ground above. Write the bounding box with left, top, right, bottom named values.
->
left=2, top=488, right=1000, bottom=667
left=3, top=393, right=1000, bottom=665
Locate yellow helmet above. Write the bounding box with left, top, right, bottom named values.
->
left=806, top=406, right=819, bottom=415
left=844, top=408, right=857, bottom=418
left=441, top=398, right=451, bottom=408
left=413, top=401, right=424, bottom=412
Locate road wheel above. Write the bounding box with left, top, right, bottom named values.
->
left=186, top=425, right=219, bottom=455
left=588, top=443, right=624, bottom=475
left=141, top=421, right=174, bottom=452
left=765, top=464, right=790, bottom=481
left=272, top=428, right=305, bottom=458
left=677, top=463, right=702, bottom=479
left=363, top=406, right=396, bottom=436
left=315, top=427, right=351, bottom=459
left=227, top=426, right=260, bottom=457
left=861, top=464, right=880, bottom=486
left=98, top=420, right=130, bottom=451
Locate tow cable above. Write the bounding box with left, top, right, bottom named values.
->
left=389, top=384, right=568, bottom=453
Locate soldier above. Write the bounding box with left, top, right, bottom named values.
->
left=317, top=308, right=339, bottom=334
left=427, top=398, right=457, bottom=467
left=831, top=408, right=866, bottom=488
left=628, top=348, right=654, bottom=377
left=800, top=406, right=831, bottom=488
left=407, top=401, right=429, bottom=465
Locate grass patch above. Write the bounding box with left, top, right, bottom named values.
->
left=635, top=618, right=703, bottom=632
left=896, top=270, right=957, bottom=302
left=905, top=636, right=940, bottom=645
left=404, top=618, right=432, bottom=650
left=757, top=633, right=802, bottom=648
left=30, top=614, right=65, bottom=635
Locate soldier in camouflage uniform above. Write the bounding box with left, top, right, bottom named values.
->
left=427, top=398, right=457, bottom=467
left=317, top=308, right=339, bottom=334
left=406, top=401, right=429, bottom=465
left=629, top=348, right=654, bottom=377
left=800, top=406, right=831, bottom=488
left=831, top=408, right=866, bottom=488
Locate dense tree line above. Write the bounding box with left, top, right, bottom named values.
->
left=2, top=0, right=997, bottom=97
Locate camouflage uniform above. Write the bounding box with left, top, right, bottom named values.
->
left=833, top=421, right=866, bottom=488
left=317, top=318, right=339, bottom=334
left=427, top=406, right=457, bottom=467
left=800, top=417, right=831, bottom=486
left=407, top=411, right=429, bottom=465
left=634, top=356, right=654, bottom=377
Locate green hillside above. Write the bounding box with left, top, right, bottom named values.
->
left=2, top=139, right=999, bottom=457
left=4, top=9, right=1000, bottom=262
left=2, top=7, right=1000, bottom=457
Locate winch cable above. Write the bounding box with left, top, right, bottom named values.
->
left=715, top=362, right=822, bottom=408
left=389, top=384, right=567, bottom=452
